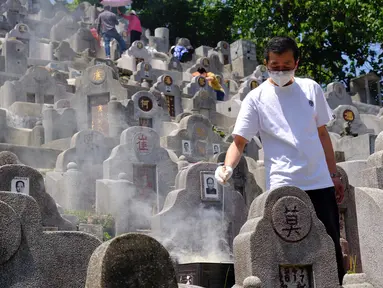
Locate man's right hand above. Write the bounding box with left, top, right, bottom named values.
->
left=215, top=166, right=233, bottom=186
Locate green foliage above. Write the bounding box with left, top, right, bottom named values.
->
left=131, top=0, right=234, bottom=47
left=212, top=126, right=226, bottom=138
left=230, top=0, right=383, bottom=86
left=64, top=210, right=115, bottom=241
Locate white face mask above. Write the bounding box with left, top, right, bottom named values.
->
left=268, top=70, right=295, bottom=87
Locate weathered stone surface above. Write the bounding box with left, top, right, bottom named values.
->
left=85, top=233, right=178, bottom=288
left=0, top=151, right=20, bottom=166
left=0, top=164, right=74, bottom=230
left=233, top=186, right=339, bottom=288
left=0, top=192, right=101, bottom=288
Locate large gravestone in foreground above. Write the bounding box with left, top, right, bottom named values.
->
left=233, top=186, right=339, bottom=288
left=0, top=192, right=101, bottom=288
left=85, top=233, right=178, bottom=288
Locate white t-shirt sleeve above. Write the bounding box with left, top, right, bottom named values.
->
left=314, top=83, right=333, bottom=127
left=232, top=95, right=260, bottom=142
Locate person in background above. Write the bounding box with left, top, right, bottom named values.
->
left=118, top=9, right=142, bottom=46
left=96, top=6, right=126, bottom=59
left=192, top=68, right=225, bottom=101
left=215, top=36, right=345, bottom=284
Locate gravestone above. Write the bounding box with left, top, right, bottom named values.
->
left=132, top=61, right=157, bottom=84
left=85, top=233, right=178, bottom=288
left=3, top=0, right=27, bottom=28
left=160, top=114, right=229, bottom=162
left=325, top=82, right=353, bottom=109
left=68, top=27, right=98, bottom=55
left=72, top=64, right=128, bottom=133
left=337, top=166, right=363, bottom=273
left=50, top=14, right=80, bottom=42
left=6, top=23, right=30, bottom=56
left=327, top=105, right=371, bottom=136
left=117, top=40, right=152, bottom=72
left=207, top=51, right=224, bottom=74
left=0, top=65, right=69, bottom=109
left=131, top=90, right=170, bottom=132
left=230, top=39, right=258, bottom=78
left=152, top=162, right=247, bottom=263
left=233, top=186, right=339, bottom=287
left=45, top=130, right=113, bottom=210
left=0, top=164, right=75, bottom=230
left=151, top=74, right=183, bottom=118
left=183, top=75, right=214, bottom=98
left=0, top=151, right=20, bottom=166
left=42, top=104, right=77, bottom=143
left=0, top=192, right=101, bottom=287
left=185, top=57, right=211, bottom=76
left=103, top=126, right=178, bottom=211
left=354, top=187, right=383, bottom=287
left=216, top=41, right=231, bottom=65
left=3, top=38, right=27, bottom=75
left=167, top=56, right=183, bottom=72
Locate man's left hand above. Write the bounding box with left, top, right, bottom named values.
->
left=333, top=177, right=344, bottom=204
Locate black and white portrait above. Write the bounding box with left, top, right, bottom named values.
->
left=11, top=177, right=29, bottom=195
left=212, top=144, right=220, bottom=155
left=201, top=173, right=219, bottom=200
left=182, top=140, right=191, bottom=155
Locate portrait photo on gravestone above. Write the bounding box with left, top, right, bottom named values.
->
left=11, top=177, right=29, bottom=195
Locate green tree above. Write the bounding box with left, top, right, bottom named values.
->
left=230, top=0, right=383, bottom=86
left=132, top=0, right=234, bottom=47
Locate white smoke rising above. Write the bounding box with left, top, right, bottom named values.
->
left=6, top=109, right=41, bottom=129
left=155, top=204, right=232, bottom=264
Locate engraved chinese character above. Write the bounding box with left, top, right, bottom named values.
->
left=282, top=205, right=301, bottom=238
left=136, top=134, right=148, bottom=152
left=141, top=99, right=149, bottom=110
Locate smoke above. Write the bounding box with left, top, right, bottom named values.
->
left=6, top=109, right=41, bottom=129
left=154, top=204, right=232, bottom=264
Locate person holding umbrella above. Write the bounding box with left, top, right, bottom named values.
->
left=96, top=6, right=127, bottom=59
left=118, top=9, right=142, bottom=47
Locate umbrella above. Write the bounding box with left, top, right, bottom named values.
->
left=100, top=0, right=132, bottom=7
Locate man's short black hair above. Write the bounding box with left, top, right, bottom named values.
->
left=197, top=67, right=207, bottom=74
left=264, top=37, right=300, bottom=62
left=16, top=181, right=24, bottom=187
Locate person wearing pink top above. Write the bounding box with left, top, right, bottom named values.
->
left=118, top=9, right=142, bottom=47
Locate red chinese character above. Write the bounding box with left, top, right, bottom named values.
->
left=137, top=134, right=148, bottom=151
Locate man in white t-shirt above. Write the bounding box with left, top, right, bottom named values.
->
left=215, top=36, right=345, bottom=284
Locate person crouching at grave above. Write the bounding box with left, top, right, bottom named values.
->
left=173, top=44, right=195, bottom=63
left=193, top=68, right=225, bottom=101
left=214, top=36, right=346, bottom=284
left=96, top=6, right=127, bottom=59
left=118, top=9, right=142, bottom=47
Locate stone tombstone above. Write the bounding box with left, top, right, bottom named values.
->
left=53, top=40, right=78, bottom=61
left=72, top=64, right=127, bottom=133
left=131, top=90, right=170, bottom=132
left=183, top=75, right=214, bottom=98
left=336, top=166, right=363, bottom=273
left=103, top=126, right=178, bottom=209
left=233, top=186, right=339, bottom=288
left=353, top=187, right=383, bottom=287
left=187, top=56, right=211, bottom=75
left=7, top=23, right=31, bottom=57
left=0, top=151, right=20, bottom=166
left=152, top=162, right=247, bottom=262
left=216, top=41, right=231, bottom=65
left=151, top=74, right=183, bottom=117
left=216, top=153, right=262, bottom=208
left=0, top=164, right=75, bottom=230
left=50, top=14, right=80, bottom=42
left=132, top=61, right=157, bottom=84
left=360, top=131, right=383, bottom=189
left=120, top=40, right=151, bottom=71
left=42, top=103, right=77, bottom=143
left=85, top=233, right=178, bottom=288
left=327, top=105, right=370, bottom=136
left=207, top=51, right=224, bottom=74
left=0, top=192, right=101, bottom=288
left=230, top=39, right=258, bottom=78
left=0, top=66, right=68, bottom=109
left=237, top=77, right=261, bottom=101
left=2, top=37, right=27, bottom=75
left=55, top=130, right=111, bottom=172
left=325, top=82, right=353, bottom=109
left=160, top=114, right=229, bottom=162
left=167, top=55, right=183, bottom=72
left=68, top=27, right=98, bottom=55
left=4, top=2, right=27, bottom=33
